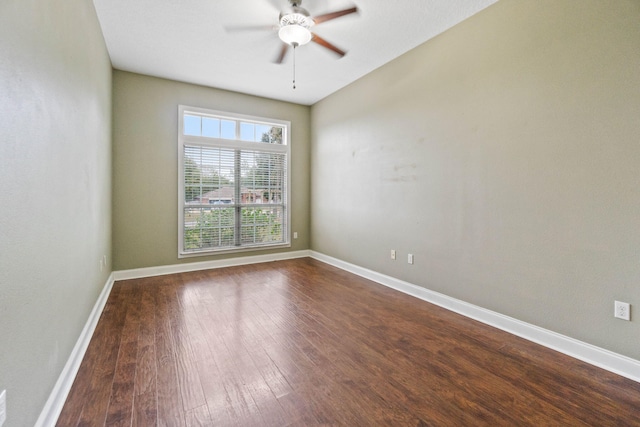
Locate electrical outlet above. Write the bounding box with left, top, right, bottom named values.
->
left=0, top=389, right=6, bottom=427
left=99, top=258, right=104, bottom=272
left=408, top=254, right=414, bottom=264
left=390, top=250, right=396, bottom=260
left=614, top=301, right=631, bottom=321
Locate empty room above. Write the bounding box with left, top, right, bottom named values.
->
left=1, top=0, right=639, bottom=425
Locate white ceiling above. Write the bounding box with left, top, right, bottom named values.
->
left=93, top=0, right=497, bottom=106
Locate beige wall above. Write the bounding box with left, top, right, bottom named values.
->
left=311, top=0, right=640, bottom=360
left=0, top=0, right=112, bottom=425
left=112, top=71, right=311, bottom=270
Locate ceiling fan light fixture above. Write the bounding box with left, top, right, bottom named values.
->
left=278, top=24, right=312, bottom=46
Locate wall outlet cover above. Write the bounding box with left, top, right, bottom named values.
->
left=614, top=301, right=631, bottom=321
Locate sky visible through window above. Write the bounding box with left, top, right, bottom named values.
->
left=184, top=114, right=273, bottom=142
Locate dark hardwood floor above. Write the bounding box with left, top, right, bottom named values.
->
left=57, top=258, right=640, bottom=426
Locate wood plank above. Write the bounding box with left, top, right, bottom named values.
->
left=104, top=284, right=141, bottom=426
left=132, top=389, right=157, bottom=427
left=154, top=279, right=186, bottom=427
left=185, top=404, right=213, bottom=426
left=134, top=281, right=157, bottom=397
left=131, top=281, right=158, bottom=425
left=168, top=275, right=207, bottom=412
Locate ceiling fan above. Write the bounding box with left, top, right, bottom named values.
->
left=228, top=0, right=359, bottom=64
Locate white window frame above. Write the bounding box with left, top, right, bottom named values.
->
left=178, top=105, right=291, bottom=257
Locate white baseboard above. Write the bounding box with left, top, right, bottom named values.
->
left=38, top=249, right=639, bottom=427
left=310, top=251, right=640, bottom=383
left=35, top=273, right=115, bottom=427
left=113, top=250, right=311, bottom=281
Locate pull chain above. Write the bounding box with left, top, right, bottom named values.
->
left=292, top=43, right=297, bottom=89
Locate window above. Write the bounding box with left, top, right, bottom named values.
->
left=178, top=106, right=290, bottom=257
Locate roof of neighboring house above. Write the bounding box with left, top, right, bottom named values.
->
left=198, top=187, right=277, bottom=200
left=200, top=187, right=234, bottom=199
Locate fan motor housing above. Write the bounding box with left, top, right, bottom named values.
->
left=280, top=7, right=313, bottom=29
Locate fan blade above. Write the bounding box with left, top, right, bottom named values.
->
left=225, top=24, right=278, bottom=33
left=311, top=33, right=346, bottom=57
left=274, top=43, right=289, bottom=64
left=312, top=7, right=358, bottom=25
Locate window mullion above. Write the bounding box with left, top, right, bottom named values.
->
left=234, top=149, right=241, bottom=247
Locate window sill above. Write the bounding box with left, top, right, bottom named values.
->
left=178, top=242, right=292, bottom=259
